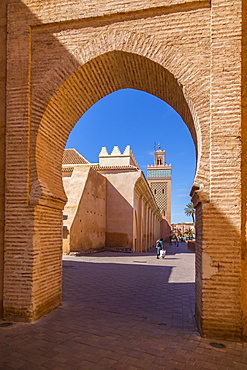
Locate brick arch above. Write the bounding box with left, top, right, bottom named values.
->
left=32, top=30, right=205, bottom=135
left=26, top=32, right=210, bottom=325
left=32, top=49, right=205, bottom=208
left=3, top=0, right=245, bottom=340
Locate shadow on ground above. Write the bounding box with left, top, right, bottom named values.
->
left=1, top=245, right=246, bottom=369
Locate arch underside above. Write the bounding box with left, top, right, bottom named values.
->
left=32, top=50, right=200, bottom=206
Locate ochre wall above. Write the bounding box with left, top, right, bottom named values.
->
left=62, top=166, right=161, bottom=253
left=0, top=0, right=7, bottom=319
left=242, top=0, right=247, bottom=341
left=134, top=176, right=162, bottom=252
left=70, top=168, right=106, bottom=252
left=1, top=0, right=246, bottom=340
left=62, top=166, right=106, bottom=253
left=160, top=219, right=171, bottom=242
left=62, top=166, right=91, bottom=253
left=197, top=0, right=242, bottom=339
left=0, top=0, right=22, bottom=318
left=103, top=170, right=139, bottom=249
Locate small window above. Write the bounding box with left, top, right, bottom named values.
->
left=154, top=189, right=157, bottom=194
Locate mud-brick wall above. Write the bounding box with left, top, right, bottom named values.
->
left=0, top=0, right=19, bottom=318
left=202, top=0, right=243, bottom=339
left=104, top=171, right=139, bottom=248
left=0, top=0, right=7, bottom=319
left=70, top=168, right=106, bottom=252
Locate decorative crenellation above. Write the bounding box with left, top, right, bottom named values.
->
left=99, top=145, right=139, bottom=168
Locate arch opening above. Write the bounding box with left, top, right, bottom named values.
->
left=25, top=49, right=205, bottom=324
left=32, top=51, right=202, bottom=208
left=63, top=88, right=196, bottom=254
left=60, top=86, right=197, bottom=339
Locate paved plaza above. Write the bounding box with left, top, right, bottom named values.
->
left=0, top=242, right=247, bottom=369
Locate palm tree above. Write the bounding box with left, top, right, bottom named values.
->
left=184, top=202, right=195, bottom=223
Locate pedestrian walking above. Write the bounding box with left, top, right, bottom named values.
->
left=174, top=234, right=179, bottom=247
left=155, top=238, right=163, bottom=259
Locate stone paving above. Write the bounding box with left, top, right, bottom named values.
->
left=0, top=242, right=247, bottom=369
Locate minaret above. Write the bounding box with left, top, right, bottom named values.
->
left=147, top=143, right=172, bottom=227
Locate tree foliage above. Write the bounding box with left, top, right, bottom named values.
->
left=184, top=202, right=195, bottom=222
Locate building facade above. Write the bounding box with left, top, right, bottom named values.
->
left=147, top=145, right=172, bottom=240
left=62, top=146, right=162, bottom=254
left=171, top=222, right=195, bottom=239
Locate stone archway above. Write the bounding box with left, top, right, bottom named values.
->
left=3, top=0, right=245, bottom=340
left=32, top=50, right=204, bottom=207
left=6, top=47, right=206, bottom=320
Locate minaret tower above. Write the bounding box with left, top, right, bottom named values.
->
left=147, top=143, right=172, bottom=228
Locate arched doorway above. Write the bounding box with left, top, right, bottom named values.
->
left=6, top=45, right=242, bottom=339
left=32, top=51, right=205, bottom=209
left=64, top=87, right=196, bottom=254
left=31, top=51, right=206, bottom=321
left=3, top=0, right=245, bottom=341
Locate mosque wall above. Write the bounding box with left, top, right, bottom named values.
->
left=69, top=168, right=106, bottom=252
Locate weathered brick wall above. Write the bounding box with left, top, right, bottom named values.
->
left=242, top=0, right=247, bottom=341
left=203, top=0, right=242, bottom=339
left=194, top=200, right=202, bottom=333
left=0, top=0, right=25, bottom=318
left=0, top=0, right=7, bottom=319
left=1, top=0, right=246, bottom=339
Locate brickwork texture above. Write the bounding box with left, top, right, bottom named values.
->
left=0, top=0, right=246, bottom=340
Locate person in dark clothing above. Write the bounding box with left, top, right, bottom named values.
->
left=155, top=238, right=163, bottom=259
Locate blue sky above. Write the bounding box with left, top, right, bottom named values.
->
left=66, top=88, right=196, bottom=223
